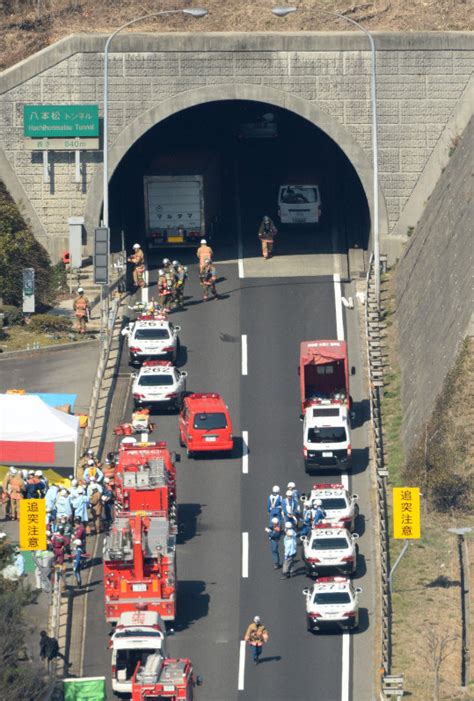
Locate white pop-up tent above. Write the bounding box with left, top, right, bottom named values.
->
left=0, top=394, right=80, bottom=468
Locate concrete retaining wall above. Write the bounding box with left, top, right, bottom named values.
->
left=396, top=116, right=473, bottom=452
left=0, top=32, right=473, bottom=259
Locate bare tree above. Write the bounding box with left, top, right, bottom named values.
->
left=423, top=627, right=458, bottom=701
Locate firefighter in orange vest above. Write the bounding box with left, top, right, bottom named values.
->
left=128, top=243, right=145, bottom=288
left=73, top=288, right=90, bottom=334
left=196, top=239, right=213, bottom=272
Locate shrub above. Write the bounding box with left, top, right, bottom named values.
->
left=0, top=181, right=54, bottom=307
left=29, top=314, right=72, bottom=333
left=0, top=305, right=23, bottom=326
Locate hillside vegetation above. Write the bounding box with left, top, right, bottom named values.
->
left=1, top=0, right=473, bottom=70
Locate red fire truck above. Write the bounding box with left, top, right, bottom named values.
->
left=103, top=442, right=179, bottom=623
left=131, top=657, right=200, bottom=700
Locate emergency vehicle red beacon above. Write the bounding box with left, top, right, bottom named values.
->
left=178, top=393, right=234, bottom=457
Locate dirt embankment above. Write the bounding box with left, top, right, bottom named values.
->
left=1, top=0, right=473, bottom=70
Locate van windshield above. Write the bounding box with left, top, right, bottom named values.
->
left=307, top=427, right=347, bottom=443
left=280, top=186, right=319, bottom=204
left=193, top=412, right=228, bottom=430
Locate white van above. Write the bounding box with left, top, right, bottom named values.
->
left=110, top=611, right=167, bottom=695
left=278, top=184, right=322, bottom=225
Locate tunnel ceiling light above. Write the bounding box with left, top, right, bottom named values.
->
left=272, top=6, right=297, bottom=18
left=183, top=8, right=208, bottom=18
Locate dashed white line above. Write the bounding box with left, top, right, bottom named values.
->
left=238, top=236, right=245, bottom=279
left=238, top=639, right=246, bottom=690
left=242, top=532, right=249, bottom=578
left=341, top=632, right=350, bottom=701
left=333, top=273, right=345, bottom=341
left=242, top=431, right=249, bottom=474
left=241, top=334, right=248, bottom=376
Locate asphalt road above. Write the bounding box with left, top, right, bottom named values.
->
left=82, top=131, right=374, bottom=698
left=82, top=254, right=375, bottom=700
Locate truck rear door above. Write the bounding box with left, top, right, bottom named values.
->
left=145, top=177, right=203, bottom=246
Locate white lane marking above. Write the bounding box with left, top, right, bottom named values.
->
left=241, top=334, right=248, bottom=376
left=333, top=273, right=344, bottom=341
left=341, top=472, right=349, bottom=490
left=142, top=268, right=149, bottom=305
left=238, top=639, right=246, bottom=690
left=242, top=532, right=249, bottom=578
left=242, top=430, right=249, bottom=474
left=238, top=235, right=245, bottom=279
left=79, top=532, right=100, bottom=675
left=341, top=632, right=350, bottom=701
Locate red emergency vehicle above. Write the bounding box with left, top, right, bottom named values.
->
left=178, top=393, right=233, bottom=457
left=103, top=510, right=176, bottom=622
left=132, top=657, right=199, bottom=700
left=104, top=442, right=178, bottom=623
left=114, top=441, right=178, bottom=518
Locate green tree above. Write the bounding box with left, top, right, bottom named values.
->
left=0, top=180, right=53, bottom=307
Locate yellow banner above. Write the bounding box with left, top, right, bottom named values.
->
left=393, top=487, right=421, bottom=539
left=19, top=499, right=47, bottom=551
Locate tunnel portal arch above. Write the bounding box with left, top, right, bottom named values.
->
left=84, top=83, right=387, bottom=247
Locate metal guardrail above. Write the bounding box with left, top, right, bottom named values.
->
left=81, top=295, right=121, bottom=455
left=364, top=253, right=392, bottom=686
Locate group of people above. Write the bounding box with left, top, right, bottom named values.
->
left=265, top=483, right=326, bottom=578
left=1, top=467, right=48, bottom=520
left=2, top=449, right=118, bottom=591
left=157, top=258, right=189, bottom=311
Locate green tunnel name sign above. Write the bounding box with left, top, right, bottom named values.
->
left=24, top=104, right=99, bottom=138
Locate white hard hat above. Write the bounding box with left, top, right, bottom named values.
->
left=172, top=260, right=179, bottom=266
left=158, top=269, right=164, bottom=275
left=272, top=485, right=280, bottom=494
left=74, top=539, right=82, bottom=546
left=35, top=470, right=43, bottom=477
left=104, top=477, right=110, bottom=483
left=9, top=466, right=17, bottom=474
left=71, top=479, right=78, bottom=487
left=163, top=258, right=170, bottom=265
left=77, top=287, right=84, bottom=293
left=315, top=499, right=322, bottom=506
left=87, top=459, right=95, bottom=466
left=133, top=243, right=140, bottom=249
left=285, top=521, right=293, bottom=529
left=287, top=481, right=296, bottom=489
left=253, top=615, right=261, bottom=624
left=271, top=517, right=279, bottom=524
left=87, top=449, right=94, bottom=455
left=28, top=470, right=35, bottom=475
left=22, top=469, right=28, bottom=478
left=60, top=489, right=68, bottom=497
left=286, top=489, right=293, bottom=497
left=77, top=487, right=84, bottom=494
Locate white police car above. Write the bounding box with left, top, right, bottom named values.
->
left=301, top=483, right=359, bottom=531
left=132, top=361, right=187, bottom=410
left=302, top=524, right=359, bottom=576
left=303, top=577, right=362, bottom=632
left=123, top=316, right=181, bottom=365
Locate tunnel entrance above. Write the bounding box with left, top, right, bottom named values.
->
left=108, top=100, right=370, bottom=263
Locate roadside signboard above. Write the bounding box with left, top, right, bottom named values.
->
left=94, top=227, right=110, bottom=285
left=23, top=104, right=99, bottom=138
left=24, top=137, right=100, bottom=151
left=63, top=677, right=106, bottom=700
left=19, top=498, right=46, bottom=551
left=393, top=487, right=421, bottom=539
left=22, top=267, right=35, bottom=313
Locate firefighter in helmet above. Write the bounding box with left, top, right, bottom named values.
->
left=128, top=243, right=145, bottom=288
left=73, top=288, right=90, bottom=334
left=200, top=258, right=218, bottom=301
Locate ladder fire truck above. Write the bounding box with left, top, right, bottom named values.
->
left=103, top=442, right=178, bottom=623
left=131, top=657, right=200, bottom=700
